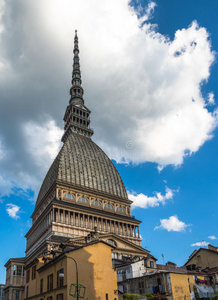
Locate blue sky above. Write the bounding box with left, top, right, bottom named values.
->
left=0, top=0, right=218, bottom=284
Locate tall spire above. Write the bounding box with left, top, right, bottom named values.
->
left=62, top=30, right=94, bottom=142
left=69, top=30, right=84, bottom=105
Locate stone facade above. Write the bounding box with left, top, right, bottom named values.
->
left=185, top=244, right=218, bottom=270
left=4, top=258, right=25, bottom=300
left=0, top=284, right=5, bottom=300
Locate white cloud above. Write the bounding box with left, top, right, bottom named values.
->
left=22, top=119, right=63, bottom=172
left=0, top=0, right=5, bottom=34
left=155, top=215, right=189, bottom=232
left=207, top=92, right=215, bottom=105
left=0, top=138, right=4, bottom=160
left=26, top=219, right=31, bottom=228
left=208, top=235, right=217, bottom=240
left=129, top=186, right=175, bottom=209
left=158, top=166, right=164, bottom=173
left=6, top=203, right=20, bottom=219
left=191, top=241, right=209, bottom=247
left=0, top=176, right=13, bottom=198
left=0, top=0, right=217, bottom=198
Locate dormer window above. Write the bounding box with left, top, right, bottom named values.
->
left=116, top=206, right=125, bottom=213
left=91, top=200, right=101, bottom=207
left=78, top=197, right=88, bottom=204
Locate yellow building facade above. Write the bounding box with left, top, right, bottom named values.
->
left=25, top=241, right=117, bottom=300
left=169, top=273, right=191, bottom=299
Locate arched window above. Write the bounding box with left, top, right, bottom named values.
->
left=107, top=239, right=117, bottom=247
left=63, top=193, right=75, bottom=200
left=91, top=200, right=101, bottom=207
left=116, top=206, right=125, bottom=213
left=104, top=203, right=113, bottom=210
left=78, top=196, right=88, bottom=204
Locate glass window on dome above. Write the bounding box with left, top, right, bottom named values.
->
left=116, top=206, right=125, bottom=213
left=63, top=193, right=75, bottom=200
left=78, top=196, right=88, bottom=204
left=104, top=203, right=113, bottom=210
left=91, top=200, right=101, bottom=207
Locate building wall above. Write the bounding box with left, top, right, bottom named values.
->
left=25, top=242, right=117, bottom=300
left=4, top=261, right=25, bottom=300
left=169, top=273, right=191, bottom=300
left=187, top=249, right=218, bottom=269
left=25, top=256, right=67, bottom=300
left=66, top=243, right=117, bottom=300
left=0, top=284, right=5, bottom=300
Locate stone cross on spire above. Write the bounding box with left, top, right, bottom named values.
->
left=62, top=30, right=94, bottom=142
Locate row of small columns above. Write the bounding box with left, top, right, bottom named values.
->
left=53, top=208, right=140, bottom=238
left=28, top=207, right=140, bottom=251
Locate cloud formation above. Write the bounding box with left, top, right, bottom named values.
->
left=6, top=203, right=20, bottom=219
left=0, top=0, right=217, bottom=199
left=191, top=241, right=209, bottom=247
left=129, top=186, right=175, bottom=209
left=155, top=215, right=189, bottom=232
left=22, top=120, right=63, bottom=172
left=208, top=235, right=217, bottom=240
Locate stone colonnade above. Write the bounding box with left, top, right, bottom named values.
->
left=53, top=208, right=140, bottom=238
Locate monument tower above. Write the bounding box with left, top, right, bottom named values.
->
left=25, top=31, right=147, bottom=264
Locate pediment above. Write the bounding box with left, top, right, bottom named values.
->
left=99, top=233, right=149, bottom=256
left=65, top=233, right=149, bottom=257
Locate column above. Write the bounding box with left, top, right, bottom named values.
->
left=68, top=211, right=71, bottom=225
left=73, top=212, right=75, bottom=226
left=58, top=209, right=60, bottom=223
left=78, top=213, right=81, bottom=227
left=97, top=217, right=99, bottom=230
left=138, top=226, right=140, bottom=238
left=106, top=219, right=108, bottom=232
left=101, top=218, right=103, bottom=231
left=122, top=223, right=125, bottom=235
left=87, top=215, right=90, bottom=229
left=130, top=225, right=133, bottom=237
left=52, top=208, right=54, bottom=222
left=63, top=210, right=66, bottom=224
left=83, top=215, right=85, bottom=228
left=126, top=224, right=128, bottom=236
left=92, top=217, right=94, bottom=229
left=118, top=222, right=121, bottom=234
left=134, top=226, right=136, bottom=237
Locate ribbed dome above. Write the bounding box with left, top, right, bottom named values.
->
left=35, top=133, right=128, bottom=208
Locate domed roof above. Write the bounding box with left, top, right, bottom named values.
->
left=35, top=133, right=128, bottom=208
